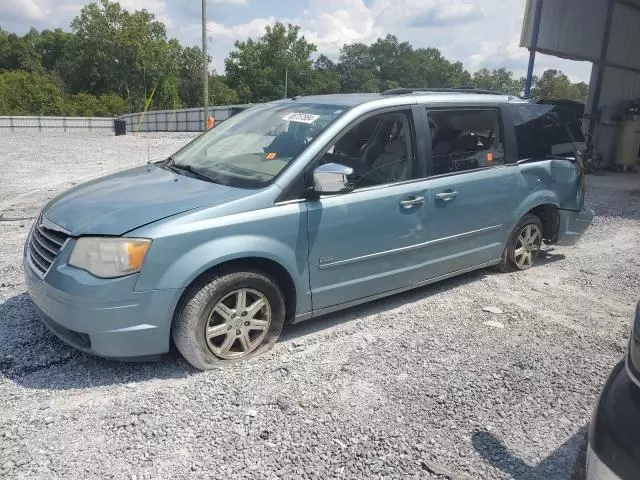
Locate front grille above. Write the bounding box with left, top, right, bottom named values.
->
left=28, top=215, right=69, bottom=278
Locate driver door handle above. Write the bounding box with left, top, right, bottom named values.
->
left=435, top=191, right=458, bottom=201
left=399, top=196, right=425, bottom=208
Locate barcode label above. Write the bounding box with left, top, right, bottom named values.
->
left=282, top=112, right=320, bottom=124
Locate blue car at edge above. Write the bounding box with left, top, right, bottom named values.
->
left=24, top=90, right=594, bottom=370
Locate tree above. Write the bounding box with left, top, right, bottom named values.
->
left=178, top=45, right=207, bottom=108
left=0, top=28, right=43, bottom=73
left=0, top=71, right=64, bottom=115
left=310, top=55, right=340, bottom=94
left=225, top=23, right=316, bottom=102
left=338, top=42, right=380, bottom=92
left=337, top=38, right=473, bottom=93
left=35, top=28, right=73, bottom=71
left=209, top=75, right=239, bottom=105
left=472, top=67, right=523, bottom=95
left=531, top=69, right=588, bottom=102
left=58, top=0, right=181, bottom=111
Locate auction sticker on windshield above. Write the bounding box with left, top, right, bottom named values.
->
left=282, top=112, right=320, bottom=124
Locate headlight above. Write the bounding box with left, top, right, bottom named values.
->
left=69, top=237, right=151, bottom=278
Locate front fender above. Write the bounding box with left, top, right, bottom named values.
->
left=151, top=235, right=300, bottom=290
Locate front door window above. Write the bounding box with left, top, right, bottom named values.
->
left=320, top=110, right=416, bottom=188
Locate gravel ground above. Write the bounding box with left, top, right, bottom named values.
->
left=1, top=132, right=639, bottom=480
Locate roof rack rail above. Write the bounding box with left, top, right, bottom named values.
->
left=381, top=87, right=509, bottom=96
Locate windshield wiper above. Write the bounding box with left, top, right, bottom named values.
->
left=164, top=157, right=220, bottom=184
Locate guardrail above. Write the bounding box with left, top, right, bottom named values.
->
left=0, top=116, right=115, bottom=132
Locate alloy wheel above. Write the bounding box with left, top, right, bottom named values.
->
left=513, top=224, right=543, bottom=269
left=205, top=288, right=271, bottom=360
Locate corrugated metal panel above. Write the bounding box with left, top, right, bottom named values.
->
left=599, top=66, right=640, bottom=107
left=121, top=105, right=250, bottom=132
left=521, top=0, right=607, bottom=62
left=0, top=116, right=114, bottom=132
left=607, top=3, right=640, bottom=70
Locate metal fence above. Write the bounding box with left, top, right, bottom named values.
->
left=119, top=105, right=250, bottom=133
left=0, top=116, right=115, bottom=133
left=0, top=104, right=252, bottom=134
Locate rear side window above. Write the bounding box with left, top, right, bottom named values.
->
left=513, top=105, right=583, bottom=160
left=427, top=109, right=504, bottom=176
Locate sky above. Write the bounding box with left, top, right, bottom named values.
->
left=1, top=0, right=593, bottom=82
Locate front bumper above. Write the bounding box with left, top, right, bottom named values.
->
left=556, top=206, right=594, bottom=246
left=24, top=252, right=184, bottom=360
left=587, top=359, right=640, bottom=480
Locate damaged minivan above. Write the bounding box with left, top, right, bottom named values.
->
left=24, top=89, right=593, bottom=370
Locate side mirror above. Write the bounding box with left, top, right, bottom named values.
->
left=313, top=163, right=354, bottom=195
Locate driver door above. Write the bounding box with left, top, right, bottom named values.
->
left=307, top=107, right=431, bottom=311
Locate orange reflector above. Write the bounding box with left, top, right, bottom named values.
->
left=487, top=153, right=494, bottom=162
left=127, top=241, right=150, bottom=270
left=266, top=152, right=278, bottom=160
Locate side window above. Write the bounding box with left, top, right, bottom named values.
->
left=513, top=105, right=581, bottom=160
left=320, top=110, right=416, bottom=188
left=427, top=109, right=504, bottom=175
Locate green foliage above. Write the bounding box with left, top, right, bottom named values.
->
left=0, top=71, right=64, bottom=115
left=0, top=28, right=43, bottom=73
left=179, top=45, right=207, bottom=108
left=472, top=68, right=524, bottom=95
left=209, top=75, right=240, bottom=105
left=63, top=92, right=129, bottom=116
left=225, top=23, right=317, bottom=102
left=0, top=5, right=589, bottom=117
left=531, top=69, right=588, bottom=102
left=335, top=36, right=473, bottom=94
left=57, top=0, right=181, bottom=111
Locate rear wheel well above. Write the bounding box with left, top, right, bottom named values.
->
left=528, top=204, right=559, bottom=242
left=177, top=258, right=297, bottom=323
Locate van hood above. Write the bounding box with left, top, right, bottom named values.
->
left=43, top=164, right=250, bottom=236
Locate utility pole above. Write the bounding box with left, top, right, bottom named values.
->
left=202, top=0, right=208, bottom=130
left=284, top=66, right=288, bottom=99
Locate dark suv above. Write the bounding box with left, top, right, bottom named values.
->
left=585, top=301, right=640, bottom=479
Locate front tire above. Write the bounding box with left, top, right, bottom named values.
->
left=498, top=214, right=544, bottom=272
left=172, top=270, right=286, bottom=370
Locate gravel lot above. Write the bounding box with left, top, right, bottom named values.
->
left=1, top=132, right=639, bottom=480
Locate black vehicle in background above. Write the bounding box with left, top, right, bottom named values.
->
left=583, top=301, right=640, bottom=479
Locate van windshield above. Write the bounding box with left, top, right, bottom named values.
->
left=169, top=103, right=347, bottom=188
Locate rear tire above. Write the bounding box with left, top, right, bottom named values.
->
left=172, top=270, right=285, bottom=370
left=497, top=214, right=544, bottom=272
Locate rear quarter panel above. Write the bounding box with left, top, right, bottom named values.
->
left=509, top=159, right=581, bottom=232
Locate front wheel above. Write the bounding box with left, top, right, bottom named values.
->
left=498, top=214, right=544, bottom=272
left=172, top=270, right=286, bottom=370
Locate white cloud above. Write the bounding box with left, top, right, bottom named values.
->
left=0, top=0, right=87, bottom=22
left=301, top=0, right=381, bottom=52
left=0, top=0, right=46, bottom=20
left=210, top=0, right=248, bottom=4
left=118, top=0, right=172, bottom=27
left=206, top=17, right=276, bottom=40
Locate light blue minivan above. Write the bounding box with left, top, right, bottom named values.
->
left=24, top=90, right=594, bottom=369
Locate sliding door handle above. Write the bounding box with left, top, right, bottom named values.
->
left=435, top=191, right=458, bottom=201
left=399, top=196, right=425, bottom=208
